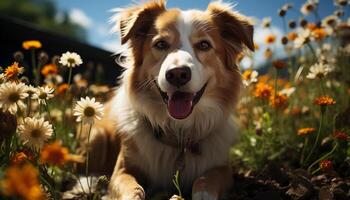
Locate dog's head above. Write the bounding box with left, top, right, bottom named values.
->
left=114, top=0, right=253, bottom=126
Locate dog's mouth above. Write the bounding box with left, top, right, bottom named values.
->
left=155, top=82, right=207, bottom=120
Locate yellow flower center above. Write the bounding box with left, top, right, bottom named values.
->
left=31, top=129, right=42, bottom=138
left=67, top=58, right=76, bottom=65
left=39, top=92, right=47, bottom=99
left=8, top=92, right=20, bottom=102
left=84, top=106, right=95, bottom=117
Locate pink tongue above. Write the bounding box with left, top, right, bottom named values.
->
left=167, top=92, right=194, bottom=119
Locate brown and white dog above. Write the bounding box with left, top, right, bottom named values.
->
left=82, top=0, right=254, bottom=199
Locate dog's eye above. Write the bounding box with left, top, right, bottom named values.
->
left=195, top=40, right=212, bottom=51
left=153, top=40, right=170, bottom=51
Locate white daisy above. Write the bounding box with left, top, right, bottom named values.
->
left=306, top=62, right=332, bottom=79
left=300, top=2, right=316, bottom=16
left=0, top=73, right=6, bottom=84
left=280, top=87, right=296, bottom=97
left=25, top=85, right=38, bottom=98
left=261, top=17, right=271, bottom=28
left=59, top=51, right=83, bottom=68
left=242, top=70, right=259, bottom=86
left=32, top=86, right=54, bottom=105
left=294, top=29, right=311, bottom=49
left=322, top=15, right=340, bottom=28
left=73, top=97, right=104, bottom=124
left=0, top=82, right=28, bottom=114
left=44, top=74, right=63, bottom=85
left=18, top=117, right=53, bottom=149
left=334, top=0, right=348, bottom=6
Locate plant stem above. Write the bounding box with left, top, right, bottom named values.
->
left=304, top=110, right=324, bottom=165
left=308, top=143, right=338, bottom=174
left=85, top=122, right=93, bottom=196
left=300, top=137, right=308, bottom=166
left=307, top=43, right=317, bottom=60
left=31, top=49, right=37, bottom=86
left=44, top=100, right=55, bottom=139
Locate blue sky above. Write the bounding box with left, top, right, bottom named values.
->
left=53, top=0, right=336, bottom=64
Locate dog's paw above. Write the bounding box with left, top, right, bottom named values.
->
left=121, top=186, right=145, bottom=200
left=192, top=191, right=218, bottom=200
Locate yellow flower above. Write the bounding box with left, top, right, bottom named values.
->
left=265, top=34, right=276, bottom=44
left=254, top=43, right=260, bottom=51
left=297, top=128, right=316, bottom=136
left=5, top=62, right=24, bottom=81
left=1, top=164, right=44, bottom=200
left=270, top=93, right=288, bottom=109
left=254, top=82, right=274, bottom=100
left=22, top=40, right=42, bottom=50
left=41, top=64, right=58, bottom=77
left=40, top=141, right=84, bottom=166
left=264, top=48, right=273, bottom=59
left=313, top=96, right=336, bottom=106
left=56, top=83, right=69, bottom=95
left=312, top=28, right=327, bottom=41
left=320, top=160, right=333, bottom=170
left=287, top=32, right=298, bottom=41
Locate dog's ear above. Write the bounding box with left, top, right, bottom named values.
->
left=118, top=1, right=166, bottom=44
left=207, top=2, right=254, bottom=52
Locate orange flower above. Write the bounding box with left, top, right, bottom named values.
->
left=306, top=23, right=317, bottom=31
left=1, top=164, right=44, bottom=200
left=56, top=83, right=69, bottom=95
left=4, top=62, right=24, bottom=80
left=22, top=40, right=42, bottom=50
left=254, top=82, right=274, bottom=99
left=297, top=127, right=316, bottom=136
left=320, top=160, right=333, bottom=170
left=270, top=93, right=288, bottom=109
left=272, top=60, right=287, bottom=69
left=312, top=28, right=327, bottom=41
left=40, top=141, right=84, bottom=166
left=264, top=48, right=273, bottom=59
left=11, top=152, right=28, bottom=165
left=41, top=64, right=58, bottom=76
left=313, top=96, right=336, bottom=106
left=287, top=32, right=298, bottom=41
left=254, top=43, right=260, bottom=51
left=265, top=34, right=276, bottom=44
left=333, top=131, right=349, bottom=141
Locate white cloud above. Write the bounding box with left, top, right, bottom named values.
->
left=69, top=8, right=93, bottom=28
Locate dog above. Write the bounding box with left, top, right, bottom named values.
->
left=80, top=1, right=254, bottom=199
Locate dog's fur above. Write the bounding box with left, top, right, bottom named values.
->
left=80, top=1, right=254, bottom=199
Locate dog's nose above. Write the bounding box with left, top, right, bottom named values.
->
left=166, top=67, right=191, bottom=87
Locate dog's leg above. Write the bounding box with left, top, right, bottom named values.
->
left=108, top=149, right=145, bottom=200
left=192, top=166, right=232, bottom=200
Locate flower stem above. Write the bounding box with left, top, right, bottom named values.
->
left=85, top=122, right=93, bottom=196
left=308, top=142, right=338, bottom=174
left=44, top=100, right=55, bottom=139
left=304, top=110, right=324, bottom=166
left=31, top=49, right=37, bottom=86
left=307, top=43, right=317, bottom=60
left=300, top=137, right=308, bottom=166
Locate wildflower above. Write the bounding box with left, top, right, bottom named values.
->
left=265, top=34, right=276, bottom=44
left=22, top=40, right=42, bottom=50
left=41, top=63, right=58, bottom=76
left=254, top=43, right=260, bottom=51
left=0, top=82, right=28, bottom=114
left=280, top=87, right=296, bottom=97
left=18, top=117, right=53, bottom=149
left=0, top=73, right=6, bottom=84
left=1, top=164, right=44, bottom=200
left=44, top=74, right=63, bottom=86
left=50, top=108, right=63, bottom=122
left=272, top=60, right=287, bottom=69
left=261, top=17, right=271, bottom=28
left=264, top=48, right=273, bottom=59
left=333, top=131, right=349, bottom=141
left=306, top=62, right=331, bottom=79
left=242, top=69, right=258, bottom=86
left=300, top=2, right=316, bottom=16
left=312, top=28, right=328, bottom=41
left=278, top=8, right=287, bottom=17
left=282, top=3, right=293, bottom=10
left=297, top=128, right=316, bottom=136
left=334, top=0, right=347, bottom=7
left=287, top=32, right=298, bottom=41
left=270, top=93, right=288, bottom=109
left=56, top=83, right=69, bottom=95
left=32, top=85, right=54, bottom=105
left=24, top=85, right=37, bottom=98
left=254, top=82, right=273, bottom=100
left=313, top=96, right=336, bottom=106
left=11, top=152, right=28, bottom=165
left=4, top=62, right=24, bottom=81
left=288, top=20, right=296, bottom=29
left=40, top=141, right=84, bottom=166
left=281, top=36, right=288, bottom=45
left=299, top=18, right=308, bottom=27
left=322, top=15, right=340, bottom=28
left=294, top=29, right=311, bottom=49
left=13, top=51, right=24, bottom=62
left=320, top=160, right=333, bottom=171
left=307, top=23, right=317, bottom=31
left=73, top=96, right=104, bottom=124
left=59, top=51, right=83, bottom=68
